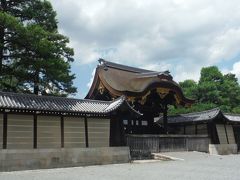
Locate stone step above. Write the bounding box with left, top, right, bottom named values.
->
left=152, top=153, right=184, bottom=161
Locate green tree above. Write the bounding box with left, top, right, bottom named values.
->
left=169, top=66, right=240, bottom=115
left=197, top=66, right=223, bottom=104
left=0, top=11, right=24, bottom=91
left=1, top=0, right=31, bottom=78
left=179, top=80, right=198, bottom=99
left=168, top=103, right=217, bottom=115
left=219, top=73, right=240, bottom=112
left=0, top=0, right=76, bottom=96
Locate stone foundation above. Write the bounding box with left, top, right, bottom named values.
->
left=209, top=144, right=238, bottom=155
left=0, top=147, right=130, bottom=171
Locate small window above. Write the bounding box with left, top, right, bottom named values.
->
left=154, top=117, right=160, bottom=122
left=142, top=121, right=148, bottom=126
left=123, top=120, right=128, bottom=125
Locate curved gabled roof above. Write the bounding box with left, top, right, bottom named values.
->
left=156, top=108, right=240, bottom=124
left=0, top=91, right=141, bottom=117
left=86, top=59, right=194, bottom=106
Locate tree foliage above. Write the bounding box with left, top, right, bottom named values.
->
left=0, top=0, right=76, bottom=96
left=169, top=66, right=240, bottom=115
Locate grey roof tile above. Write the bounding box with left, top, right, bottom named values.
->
left=0, top=91, right=128, bottom=115
left=224, top=114, right=240, bottom=122
left=156, top=108, right=240, bottom=124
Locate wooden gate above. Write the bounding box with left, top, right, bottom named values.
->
left=126, top=134, right=210, bottom=159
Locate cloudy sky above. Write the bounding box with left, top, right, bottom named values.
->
left=51, top=0, right=240, bottom=98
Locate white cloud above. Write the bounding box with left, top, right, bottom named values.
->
left=51, top=0, right=240, bottom=82
left=231, top=61, right=240, bottom=81
left=87, top=69, right=96, bottom=88
left=209, top=28, right=240, bottom=63
left=174, top=64, right=201, bottom=82
left=220, top=61, right=240, bottom=83
left=144, top=62, right=172, bottom=72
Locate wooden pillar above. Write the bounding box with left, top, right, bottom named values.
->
left=139, top=119, right=142, bottom=126
left=133, top=119, right=137, bottom=133
left=183, top=124, right=186, bottom=135
left=207, top=123, right=219, bottom=144
left=61, top=116, right=64, bottom=148
left=145, top=112, right=154, bottom=134
left=163, top=105, right=168, bottom=134
left=33, top=114, right=37, bottom=149
left=127, top=119, right=131, bottom=133
left=84, top=116, right=89, bottom=148
left=138, top=119, right=143, bottom=134
left=195, top=124, right=198, bottom=135
left=3, top=112, right=7, bottom=149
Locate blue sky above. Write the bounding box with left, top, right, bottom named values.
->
left=51, top=0, right=240, bottom=98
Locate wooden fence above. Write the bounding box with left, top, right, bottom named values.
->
left=126, top=134, right=210, bottom=159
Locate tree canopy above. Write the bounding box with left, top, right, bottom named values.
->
left=0, top=0, right=76, bottom=96
left=169, top=66, right=240, bottom=115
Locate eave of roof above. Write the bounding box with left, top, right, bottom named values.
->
left=224, top=113, right=240, bottom=122
left=98, top=58, right=154, bottom=73
left=156, top=108, right=240, bottom=124
left=0, top=91, right=141, bottom=117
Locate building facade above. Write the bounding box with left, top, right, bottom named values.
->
left=0, top=91, right=139, bottom=150
left=156, top=108, right=240, bottom=151
left=86, top=59, right=194, bottom=135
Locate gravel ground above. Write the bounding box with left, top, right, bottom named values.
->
left=1, top=152, right=240, bottom=180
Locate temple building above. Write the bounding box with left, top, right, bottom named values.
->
left=86, top=59, right=194, bottom=138
left=1, top=59, right=240, bottom=170
left=86, top=59, right=240, bottom=154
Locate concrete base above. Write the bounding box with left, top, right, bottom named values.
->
left=209, top=144, right=238, bottom=155
left=0, top=147, right=130, bottom=172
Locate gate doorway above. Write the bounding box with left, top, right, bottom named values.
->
left=233, top=125, right=240, bottom=151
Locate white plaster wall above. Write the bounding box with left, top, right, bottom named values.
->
left=37, top=116, right=61, bottom=148
left=7, top=115, right=33, bottom=149
left=216, top=124, right=228, bottom=144
left=226, top=125, right=236, bottom=144
left=88, top=118, right=110, bottom=147
left=64, top=117, right=85, bottom=148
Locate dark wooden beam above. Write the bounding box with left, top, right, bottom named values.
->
left=3, top=112, right=7, bottom=149
left=195, top=124, right=198, bottom=135
left=139, top=119, right=142, bottom=126
left=183, top=124, right=186, bottom=135
left=127, top=119, right=131, bottom=133
left=207, top=123, right=219, bottom=144
left=33, top=114, right=37, bottom=149
left=61, top=116, right=64, bottom=148
left=133, top=119, right=136, bottom=126
left=84, top=116, right=89, bottom=148
left=163, top=105, right=168, bottom=134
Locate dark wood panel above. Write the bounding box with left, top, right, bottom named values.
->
left=126, top=134, right=210, bottom=159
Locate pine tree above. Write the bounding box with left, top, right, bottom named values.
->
left=0, top=0, right=76, bottom=96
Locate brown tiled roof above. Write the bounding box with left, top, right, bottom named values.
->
left=86, top=59, right=194, bottom=106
